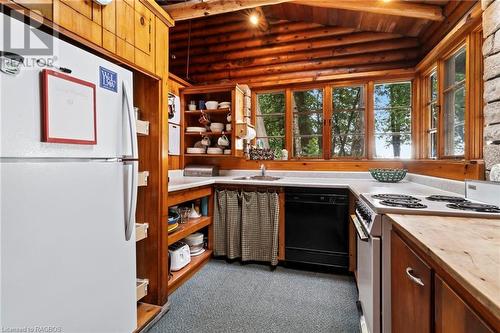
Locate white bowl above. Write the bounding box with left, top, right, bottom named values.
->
left=224, top=149, right=231, bottom=155
left=210, top=123, right=224, bottom=132
left=187, top=147, right=206, bottom=154
left=218, top=102, right=231, bottom=109
left=205, top=101, right=219, bottom=110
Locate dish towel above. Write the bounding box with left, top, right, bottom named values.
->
left=213, top=189, right=280, bottom=266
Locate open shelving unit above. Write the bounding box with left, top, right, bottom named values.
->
left=180, top=84, right=245, bottom=164
left=167, top=186, right=214, bottom=296
left=168, top=249, right=213, bottom=295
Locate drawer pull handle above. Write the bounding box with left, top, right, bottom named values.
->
left=406, top=267, right=424, bottom=287
left=140, top=17, right=145, bottom=25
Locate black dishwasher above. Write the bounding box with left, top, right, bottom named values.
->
left=285, top=187, right=349, bottom=270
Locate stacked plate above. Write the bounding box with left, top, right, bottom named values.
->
left=218, top=101, right=231, bottom=109
left=186, top=126, right=207, bottom=133
left=207, top=147, right=223, bottom=155
left=183, top=233, right=205, bottom=256
left=187, top=147, right=206, bottom=154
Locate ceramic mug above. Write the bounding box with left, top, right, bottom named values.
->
left=201, top=136, right=211, bottom=146
left=226, top=123, right=232, bottom=132
left=227, top=113, right=232, bottom=122
left=217, top=135, right=229, bottom=147
left=199, top=112, right=210, bottom=125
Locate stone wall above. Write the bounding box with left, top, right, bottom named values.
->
left=482, top=0, right=500, bottom=180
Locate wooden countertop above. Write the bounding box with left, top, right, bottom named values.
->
left=388, top=214, right=500, bottom=320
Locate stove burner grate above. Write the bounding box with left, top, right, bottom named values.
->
left=379, top=199, right=427, bottom=209
left=447, top=202, right=500, bottom=213
left=426, top=195, right=468, bottom=203
left=372, top=194, right=420, bottom=201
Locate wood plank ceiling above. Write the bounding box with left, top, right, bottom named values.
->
left=166, top=0, right=478, bottom=87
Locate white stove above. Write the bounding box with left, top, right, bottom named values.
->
left=354, top=180, right=500, bottom=333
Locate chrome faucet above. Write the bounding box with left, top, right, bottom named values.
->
left=260, top=164, right=266, bottom=177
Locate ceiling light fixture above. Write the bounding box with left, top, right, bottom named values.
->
left=249, top=13, right=259, bottom=26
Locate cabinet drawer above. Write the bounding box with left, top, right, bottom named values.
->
left=391, top=231, right=431, bottom=333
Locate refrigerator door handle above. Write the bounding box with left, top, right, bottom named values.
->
left=123, top=81, right=138, bottom=160
left=124, top=161, right=138, bottom=241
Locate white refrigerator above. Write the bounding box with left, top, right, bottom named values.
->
left=1, top=13, right=137, bottom=332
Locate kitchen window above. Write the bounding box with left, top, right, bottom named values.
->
left=373, top=81, right=412, bottom=159
left=426, top=70, right=438, bottom=159
left=292, top=89, right=323, bottom=158
left=331, top=86, right=365, bottom=158
left=255, top=91, right=286, bottom=152
left=443, top=46, right=466, bottom=157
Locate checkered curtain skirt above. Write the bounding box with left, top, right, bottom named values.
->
left=214, top=189, right=280, bottom=265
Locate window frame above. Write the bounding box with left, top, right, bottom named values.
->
left=329, top=83, right=369, bottom=159
left=423, top=67, right=439, bottom=159
left=440, top=43, right=467, bottom=159
left=372, top=80, right=414, bottom=160
left=253, top=90, right=287, bottom=153
left=290, top=86, right=326, bottom=159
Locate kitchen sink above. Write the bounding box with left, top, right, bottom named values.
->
left=233, top=175, right=281, bottom=181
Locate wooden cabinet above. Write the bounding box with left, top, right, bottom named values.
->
left=115, top=0, right=135, bottom=62
left=53, top=0, right=102, bottom=46
left=435, top=275, right=494, bottom=333
left=391, top=231, right=432, bottom=333
left=134, top=0, right=155, bottom=73
left=391, top=230, right=497, bottom=333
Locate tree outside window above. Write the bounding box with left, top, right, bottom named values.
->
left=255, top=92, right=285, bottom=153
left=374, top=82, right=412, bottom=158
left=331, top=86, right=365, bottom=158
left=292, top=89, right=323, bottom=158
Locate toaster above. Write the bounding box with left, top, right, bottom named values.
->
left=169, top=241, right=191, bottom=271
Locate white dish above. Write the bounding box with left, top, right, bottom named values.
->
left=186, top=126, right=207, bottom=133
left=186, top=147, right=206, bottom=154
left=190, top=248, right=206, bottom=257
left=224, top=149, right=231, bottom=155
left=205, top=101, right=218, bottom=110
left=207, top=148, right=223, bottom=155
left=218, top=102, right=231, bottom=109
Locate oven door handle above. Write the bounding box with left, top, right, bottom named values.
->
left=351, top=214, right=369, bottom=242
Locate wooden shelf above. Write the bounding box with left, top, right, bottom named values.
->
left=136, top=223, right=149, bottom=242
left=185, top=153, right=230, bottom=157
left=168, top=186, right=212, bottom=207
left=136, top=119, right=150, bottom=136
left=135, top=303, right=161, bottom=333
left=168, top=249, right=212, bottom=295
left=138, top=171, right=149, bottom=187
left=168, top=216, right=212, bottom=246
left=185, top=131, right=231, bottom=136
left=184, top=107, right=230, bottom=114
left=136, top=278, right=149, bottom=301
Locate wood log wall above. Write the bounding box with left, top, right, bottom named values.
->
left=168, top=1, right=477, bottom=87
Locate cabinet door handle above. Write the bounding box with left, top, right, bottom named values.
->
left=406, top=267, right=424, bottom=287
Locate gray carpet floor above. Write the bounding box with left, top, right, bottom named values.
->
left=148, top=260, right=360, bottom=333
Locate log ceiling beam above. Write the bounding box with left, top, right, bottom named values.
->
left=292, top=0, right=444, bottom=21
left=163, top=0, right=294, bottom=21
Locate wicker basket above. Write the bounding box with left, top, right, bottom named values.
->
left=369, top=168, right=407, bottom=183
